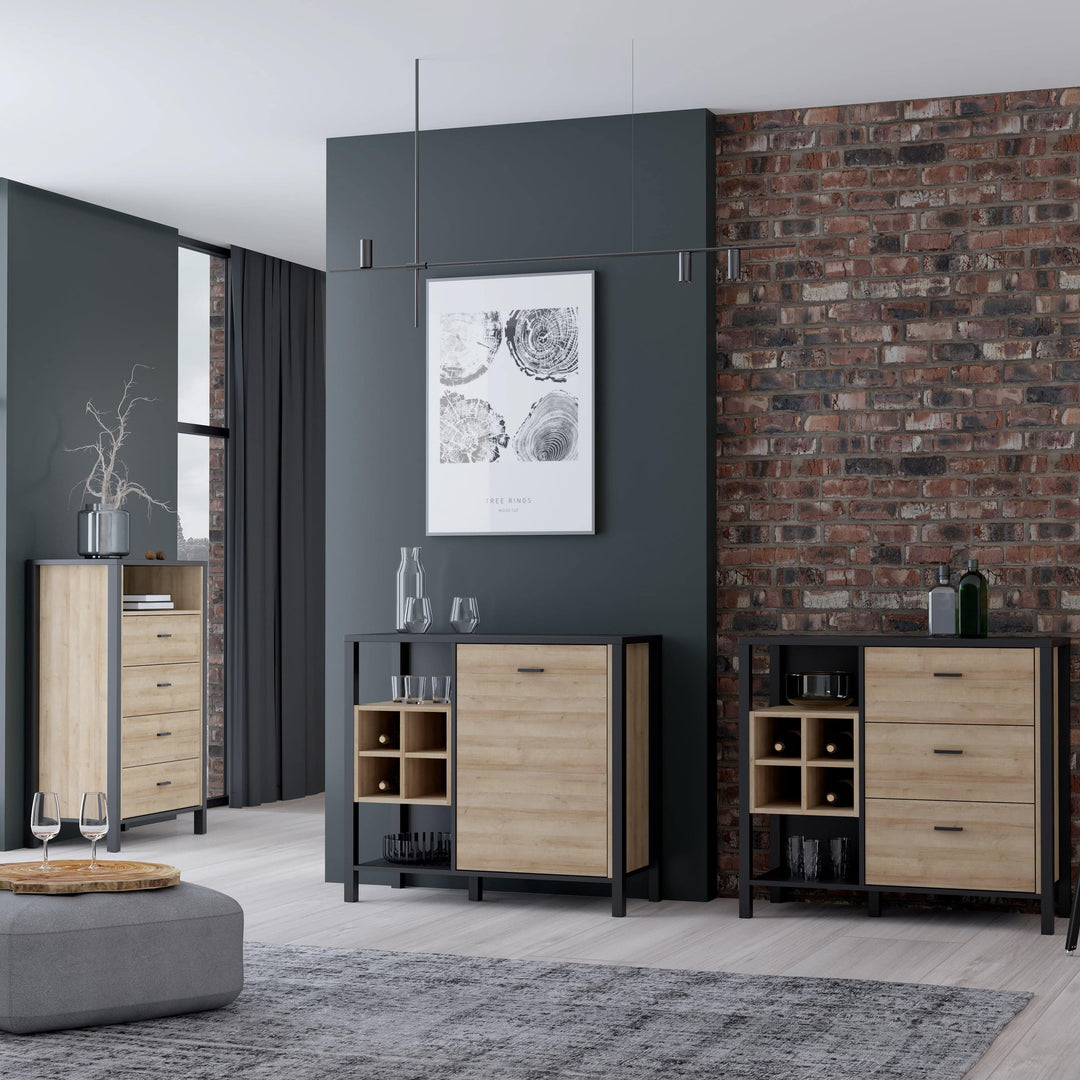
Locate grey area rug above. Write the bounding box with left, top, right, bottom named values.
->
left=1, top=942, right=1028, bottom=1080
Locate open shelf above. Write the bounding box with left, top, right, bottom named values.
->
left=749, top=706, right=860, bottom=818
left=354, top=702, right=451, bottom=806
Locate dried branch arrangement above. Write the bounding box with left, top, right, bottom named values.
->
left=71, top=366, right=171, bottom=514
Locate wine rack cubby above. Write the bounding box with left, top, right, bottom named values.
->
left=749, top=705, right=860, bottom=818
left=354, top=702, right=450, bottom=805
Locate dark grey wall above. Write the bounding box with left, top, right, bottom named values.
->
left=1, top=181, right=178, bottom=847
left=324, top=111, right=717, bottom=900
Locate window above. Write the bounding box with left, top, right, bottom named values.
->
left=178, top=243, right=229, bottom=800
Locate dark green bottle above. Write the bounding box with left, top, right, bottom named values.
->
left=958, top=558, right=988, bottom=637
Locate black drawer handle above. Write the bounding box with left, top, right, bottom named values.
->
left=933, top=748, right=964, bottom=755
left=933, top=825, right=964, bottom=832
left=933, top=672, right=963, bottom=678
left=156, top=682, right=173, bottom=688
left=517, top=668, right=545, bottom=673
left=157, top=633, right=173, bottom=638
left=156, top=780, right=172, bottom=787
left=156, top=731, right=172, bottom=737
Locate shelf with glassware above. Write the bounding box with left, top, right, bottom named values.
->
left=343, top=632, right=661, bottom=917
left=354, top=702, right=450, bottom=804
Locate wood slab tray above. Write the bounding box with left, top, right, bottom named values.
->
left=0, top=860, right=180, bottom=895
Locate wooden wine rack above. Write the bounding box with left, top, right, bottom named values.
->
left=353, top=702, right=450, bottom=805
left=748, top=705, right=859, bottom=818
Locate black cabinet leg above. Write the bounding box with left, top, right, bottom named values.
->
left=1057, top=874, right=1071, bottom=919
left=1042, top=892, right=1056, bottom=936
left=345, top=872, right=359, bottom=903
left=648, top=864, right=660, bottom=903
left=770, top=886, right=791, bottom=904
left=612, top=875, right=626, bottom=918
left=867, top=890, right=882, bottom=918
left=468, top=876, right=483, bottom=902
left=194, top=808, right=207, bottom=835
left=739, top=882, right=753, bottom=919
left=107, top=819, right=121, bottom=854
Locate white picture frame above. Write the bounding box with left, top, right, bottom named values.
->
left=426, top=271, right=595, bottom=536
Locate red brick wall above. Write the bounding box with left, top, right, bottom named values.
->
left=715, top=87, right=1080, bottom=897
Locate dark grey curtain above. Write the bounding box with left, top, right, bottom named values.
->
left=227, top=248, right=325, bottom=806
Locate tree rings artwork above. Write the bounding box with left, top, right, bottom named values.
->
left=427, top=272, right=594, bottom=535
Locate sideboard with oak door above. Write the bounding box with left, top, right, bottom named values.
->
left=344, top=633, right=661, bottom=916
left=738, top=634, right=1069, bottom=934
left=28, top=559, right=208, bottom=852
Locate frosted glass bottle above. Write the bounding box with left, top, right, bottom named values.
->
left=958, top=558, right=988, bottom=638
left=927, top=563, right=957, bottom=636
left=395, top=547, right=425, bottom=632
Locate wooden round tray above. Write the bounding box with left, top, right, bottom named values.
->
left=0, top=860, right=180, bottom=895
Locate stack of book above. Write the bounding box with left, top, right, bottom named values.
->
left=123, top=593, right=174, bottom=611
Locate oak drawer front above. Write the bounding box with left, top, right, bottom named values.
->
left=122, top=615, right=202, bottom=666
left=864, top=647, right=1034, bottom=725
left=865, top=723, right=1035, bottom=803
left=865, top=799, right=1034, bottom=892
left=122, top=711, right=202, bottom=768
left=456, top=643, right=610, bottom=878
left=121, top=663, right=201, bottom=717
left=121, top=758, right=201, bottom=818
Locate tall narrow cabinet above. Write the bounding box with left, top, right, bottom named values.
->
left=29, top=559, right=208, bottom=851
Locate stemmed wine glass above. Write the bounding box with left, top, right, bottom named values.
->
left=79, top=792, right=109, bottom=871
left=30, top=792, right=61, bottom=872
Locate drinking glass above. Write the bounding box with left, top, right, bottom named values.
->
left=785, top=834, right=803, bottom=879
left=404, top=675, right=427, bottom=704
left=403, top=596, right=432, bottom=634
left=80, top=792, right=109, bottom=871
left=30, top=792, right=61, bottom=872
left=803, top=837, right=822, bottom=882
left=450, top=596, right=479, bottom=634
left=390, top=675, right=405, bottom=702
left=430, top=676, right=452, bottom=703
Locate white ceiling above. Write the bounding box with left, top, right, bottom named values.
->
left=3, top=1, right=1079, bottom=269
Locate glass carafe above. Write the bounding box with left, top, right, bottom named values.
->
left=395, top=547, right=426, bottom=632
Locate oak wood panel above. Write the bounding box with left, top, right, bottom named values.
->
left=122, top=710, right=202, bottom=768
left=625, top=642, right=649, bottom=873
left=37, top=564, right=110, bottom=816
left=865, top=798, right=1035, bottom=892
left=121, top=614, right=202, bottom=666
left=456, top=644, right=609, bottom=877
left=121, top=662, right=201, bottom=716
left=123, top=564, right=204, bottom=613
left=121, top=757, right=202, bottom=817
left=864, top=722, right=1034, bottom=803
left=864, top=646, right=1035, bottom=725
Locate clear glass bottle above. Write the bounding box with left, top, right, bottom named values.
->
left=928, top=563, right=957, bottom=637
left=395, top=547, right=425, bottom=632
left=958, top=558, right=988, bottom=638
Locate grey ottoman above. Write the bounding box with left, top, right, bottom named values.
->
left=0, top=881, right=243, bottom=1033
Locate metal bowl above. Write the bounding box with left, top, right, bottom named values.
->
left=785, top=671, right=854, bottom=706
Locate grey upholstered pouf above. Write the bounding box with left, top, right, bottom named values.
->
left=0, top=881, right=243, bottom=1033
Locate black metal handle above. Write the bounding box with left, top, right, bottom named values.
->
left=156, top=682, right=172, bottom=687
left=517, top=668, right=545, bottom=673
left=933, top=672, right=963, bottom=678
left=156, top=780, right=172, bottom=787
left=933, top=748, right=964, bottom=755
left=156, top=731, right=172, bottom=737
left=933, top=825, right=964, bottom=832
left=157, top=633, right=173, bottom=638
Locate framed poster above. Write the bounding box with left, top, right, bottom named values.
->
left=426, top=271, right=595, bottom=535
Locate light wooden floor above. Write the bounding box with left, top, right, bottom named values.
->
left=13, top=795, right=1080, bottom=1079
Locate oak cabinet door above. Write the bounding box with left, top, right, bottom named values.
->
left=455, top=644, right=610, bottom=877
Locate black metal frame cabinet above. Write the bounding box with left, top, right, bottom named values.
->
left=738, top=634, right=1070, bottom=935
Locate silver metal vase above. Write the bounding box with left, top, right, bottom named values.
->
left=77, top=502, right=130, bottom=558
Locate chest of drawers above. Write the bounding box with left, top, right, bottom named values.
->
left=30, top=559, right=208, bottom=851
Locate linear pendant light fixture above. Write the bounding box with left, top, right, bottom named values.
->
left=328, top=58, right=761, bottom=324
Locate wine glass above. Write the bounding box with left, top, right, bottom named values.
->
left=79, top=792, right=109, bottom=871
left=30, top=791, right=61, bottom=872
left=450, top=596, right=479, bottom=633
